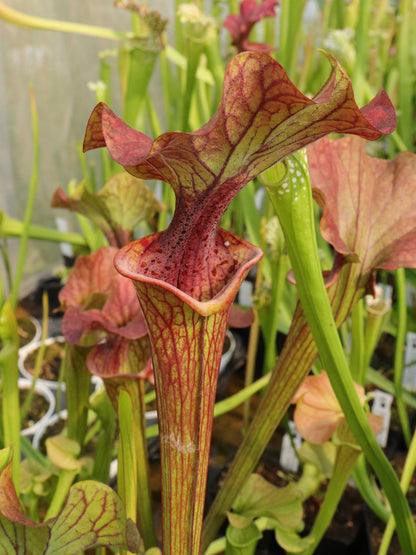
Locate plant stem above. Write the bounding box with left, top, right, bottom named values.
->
left=393, top=268, right=412, bottom=446
left=121, top=40, right=160, bottom=129
left=350, top=299, right=365, bottom=384
left=145, top=93, right=163, bottom=138
left=243, top=310, right=260, bottom=429
left=265, top=155, right=416, bottom=553
left=353, top=454, right=389, bottom=522
left=0, top=1, right=126, bottom=40
left=262, top=254, right=288, bottom=374
left=159, top=49, right=176, bottom=131
left=278, top=0, right=306, bottom=82
left=396, top=0, right=414, bottom=149
left=378, top=426, right=416, bottom=555
left=238, top=182, right=271, bottom=281
left=0, top=215, right=87, bottom=246
left=0, top=301, right=20, bottom=492
left=64, top=345, right=91, bottom=446
left=44, top=469, right=78, bottom=520
left=351, top=0, right=371, bottom=105
left=118, top=383, right=156, bottom=550
left=90, top=389, right=116, bottom=484
left=204, top=29, right=225, bottom=107
left=180, top=40, right=204, bottom=131
left=118, top=390, right=138, bottom=555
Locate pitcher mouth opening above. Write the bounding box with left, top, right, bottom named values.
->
left=114, top=229, right=263, bottom=317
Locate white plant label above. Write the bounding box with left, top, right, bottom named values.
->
left=279, top=421, right=302, bottom=472
left=403, top=332, right=416, bottom=392
left=238, top=280, right=253, bottom=307
left=56, top=216, right=74, bottom=258
left=371, top=390, right=393, bottom=448
left=379, top=282, right=393, bottom=302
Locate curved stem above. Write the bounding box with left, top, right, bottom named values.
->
left=396, top=0, right=414, bottom=149
left=118, top=385, right=156, bottom=551
left=350, top=299, right=365, bottom=384
left=265, top=154, right=416, bottom=553
left=394, top=268, right=412, bottom=446
left=352, top=454, right=390, bottom=522
left=44, top=469, right=78, bottom=520
left=261, top=249, right=289, bottom=374
left=0, top=302, right=20, bottom=492
left=243, top=310, right=260, bottom=429
left=378, top=426, right=416, bottom=555
left=351, top=0, right=371, bottom=105
left=0, top=1, right=126, bottom=40
left=0, top=215, right=86, bottom=246
left=118, top=391, right=138, bottom=555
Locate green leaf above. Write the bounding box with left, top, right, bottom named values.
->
left=20, top=457, right=54, bottom=496
left=230, top=473, right=303, bottom=530
left=52, top=173, right=164, bottom=248
left=45, top=434, right=88, bottom=471
left=298, top=441, right=336, bottom=478
left=274, top=521, right=315, bottom=553
left=226, top=511, right=252, bottom=530
left=295, top=463, right=324, bottom=501
left=225, top=521, right=262, bottom=554
left=0, top=516, right=50, bottom=554
left=47, top=482, right=141, bottom=554
left=0, top=446, right=11, bottom=469
left=0, top=447, right=140, bottom=553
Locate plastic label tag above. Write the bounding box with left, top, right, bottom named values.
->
left=56, top=217, right=74, bottom=258
left=403, top=332, right=416, bottom=392
left=279, top=421, right=302, bottom=472
left=379, top=283, right=393, bottom=302
left=238, top=280, right=253, bottom=307
left=371, top=390, right=393, bottom=448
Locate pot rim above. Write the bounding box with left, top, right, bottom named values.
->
left=18, top=336, right=66, bottom=390
left=18, top=377, right=56, bottom=437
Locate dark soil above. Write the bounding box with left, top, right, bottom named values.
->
left=20, top=388, right=50, bottom=429
left=23, top=340, right=65, bottom=383
left=19, top=276, right=64, bottom=318
left=16, top=310, right=38, bottom=348
left=37, top=416, right=67, bottom=455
